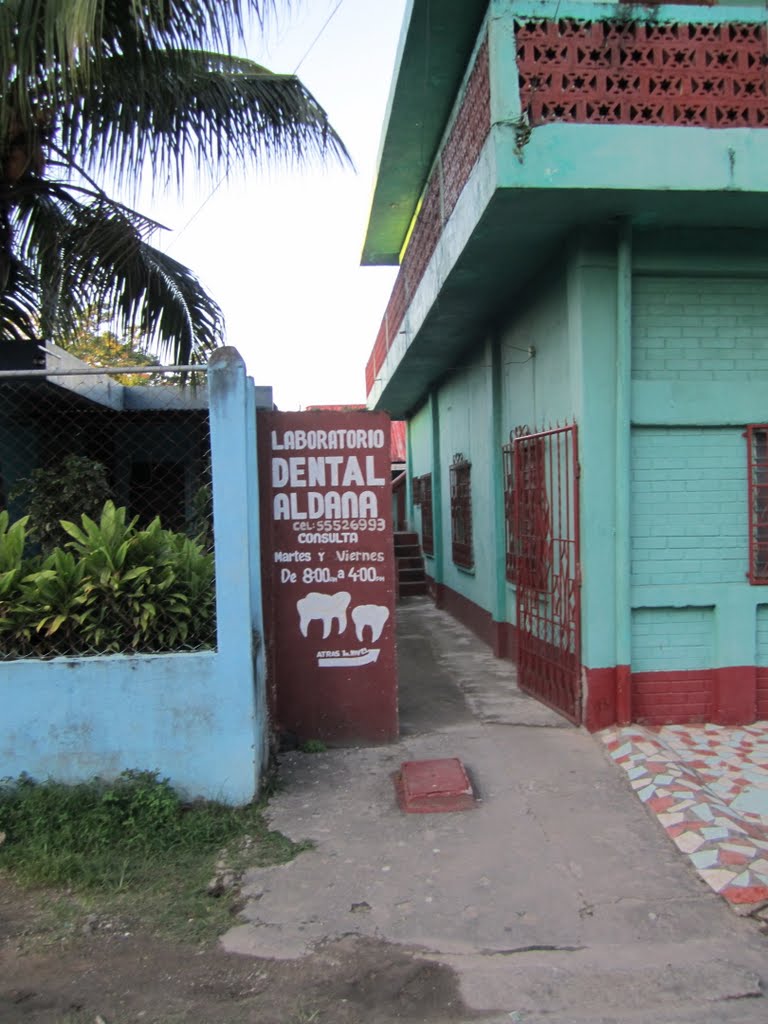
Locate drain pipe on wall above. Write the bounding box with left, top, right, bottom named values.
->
left=405, top=417, right=414, bottom=529
left=616, top=218, right=633, bottom=724
left=430, top=390, right=445, bottom=605
left=490, top=334, right=508, bottom=656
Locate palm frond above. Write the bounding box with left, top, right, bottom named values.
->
left=115, top=1, right=278, bottom=54
left=1, top=1, right=344, bottom=363
left=0, top=259, right=39, bottom=341
left=1, top=1, right=280, bottom=140
left=11, top=183, right=222, bottom=361
left=59, top=49, right=349, bottom=191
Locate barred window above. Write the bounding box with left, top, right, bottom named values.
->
left=420, top=474, right=434, bottom=556
left=450, top=456, right=473, bottom=569
left=412, top=476, right=422, bottom=506
left=747, top=424, right=768, bottom=583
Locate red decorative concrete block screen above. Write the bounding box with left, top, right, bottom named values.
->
left=365, top=40, right=491, bottom=396
left=516, top=18, right=768, bottom=128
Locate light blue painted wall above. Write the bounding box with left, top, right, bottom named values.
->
left=500, top=273, right=576, bottom=622
left=504, top=1, right=766, bottom=24
left=408, top=399, right=434, bottom=552
left=436, top=343, right=495, bottom=610
left=0, top=654, right=254, bottom=800
left=501, top=274, right=572, bottom=431
left=0, top=348, right=267, bottom=803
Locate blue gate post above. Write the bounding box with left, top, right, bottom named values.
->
left=208, top=347, right=267, bottom=798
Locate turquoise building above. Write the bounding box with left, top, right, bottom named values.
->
left=362, top=0, right=768, bottom=729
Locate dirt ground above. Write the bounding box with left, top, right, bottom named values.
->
left=0, top=877, right=477, bottom=1024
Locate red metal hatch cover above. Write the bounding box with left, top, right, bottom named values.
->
left=395, top=757, right=475, bottom=814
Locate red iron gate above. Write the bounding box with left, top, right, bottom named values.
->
left=514, top=424, right=581, bottom=723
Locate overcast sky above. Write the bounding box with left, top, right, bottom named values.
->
left=135, top=0, right=408, bottom=409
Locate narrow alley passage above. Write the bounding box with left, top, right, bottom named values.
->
left=223, top=598, right=768, bottom=1023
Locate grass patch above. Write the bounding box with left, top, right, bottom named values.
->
left=300, top=739, right=327, bottom=754
left=0, top=770, right=312, bottom=943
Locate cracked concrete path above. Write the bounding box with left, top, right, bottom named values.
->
left=224, top=599, right=768, bottom=1022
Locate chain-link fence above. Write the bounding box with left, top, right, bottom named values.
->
left=0, top=365, right=215, bottom=659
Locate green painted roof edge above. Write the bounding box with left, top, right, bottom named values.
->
left=360, top=0, right=489, bottom=267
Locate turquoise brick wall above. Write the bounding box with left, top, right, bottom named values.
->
left=631, top=607, right=714, bottom=673
left=630, top=266, right=767, bottom=680
left=633, top=276, right=768, bottom=382
left=631, top=427, right=747, bottom=589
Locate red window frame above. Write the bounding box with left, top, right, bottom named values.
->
left=450, top=456, right=473, bottom=569
left=747, top=424, right=768, bottom=583
left=412, top=476, right=422, bottom=506
left=420, top=474, right=434, bottom=556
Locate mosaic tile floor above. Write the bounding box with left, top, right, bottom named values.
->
left=601, top=722, right=768, bottom=913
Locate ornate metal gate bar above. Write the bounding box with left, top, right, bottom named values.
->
left=514, top=424, right=581, bottom=723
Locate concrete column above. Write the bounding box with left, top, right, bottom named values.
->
left=207, top=346, right=264, bottom=794
left=615, top=221, right=633, bottom=724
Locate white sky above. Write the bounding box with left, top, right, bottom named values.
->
left=135, top=0, right=408, bottom=410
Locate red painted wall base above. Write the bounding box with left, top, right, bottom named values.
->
left=585, top=666, right=762, bottom=730
left=758, top=669, right=768, bottom=720
left=583, top=667, right=620, bottom=732
left=428, top=579, right=518, bottom=661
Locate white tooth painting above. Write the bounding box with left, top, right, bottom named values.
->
left=296, top=591, right=352, bottom=639
left=351, top=604, right=390, bottom=643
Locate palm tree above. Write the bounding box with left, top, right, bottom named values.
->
left=0, top=1, right=348, bottom=363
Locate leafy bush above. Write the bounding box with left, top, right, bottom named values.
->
left=9, top=455, right=113, bottom=554
left=0, top=501, right=215, bottom=659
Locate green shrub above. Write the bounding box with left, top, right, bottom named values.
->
left=9, top=455, right=112, bottom=554
left=0, top=511, right=31, bottom=649
left=0, top=501, right=215, bottom=659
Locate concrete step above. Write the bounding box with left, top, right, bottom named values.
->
left=397, top=556, right=425, bottom=571
left=398, top=580, right=428, bottom=597
left=398, top=567, right=426, bottom=582
left=394, top=531, right=419, bottom=546
left=394, top=544, right=422, bottom=560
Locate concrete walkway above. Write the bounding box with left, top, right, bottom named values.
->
left=223, top=598, right=768, bottom=1023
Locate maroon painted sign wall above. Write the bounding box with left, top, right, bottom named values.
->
left=258, top=410, right=398, bottom=743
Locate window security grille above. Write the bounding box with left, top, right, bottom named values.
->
left=747, top=424, right=768, bottom=584
left=450, top=456, right=472, bottom=569
left=420, top=474, right=434, bottom=556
